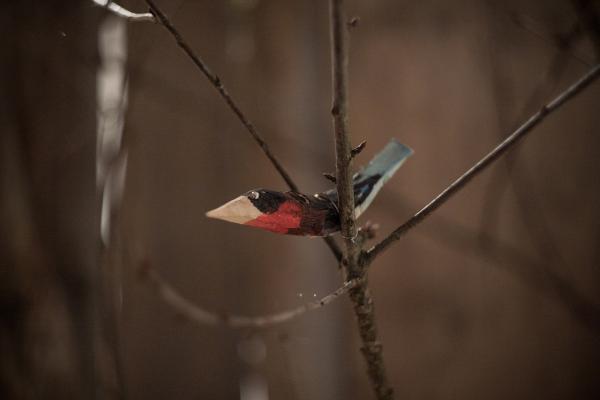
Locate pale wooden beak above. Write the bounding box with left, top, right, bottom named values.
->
left=206, top=195, right=262, bottom=224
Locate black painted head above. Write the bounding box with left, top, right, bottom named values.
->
left=244, top=189, right=287, bottom=214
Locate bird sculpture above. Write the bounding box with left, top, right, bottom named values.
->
left=206, top=139, right=413, bottom=236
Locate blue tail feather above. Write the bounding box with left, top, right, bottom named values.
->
left=322, top=139, right=413, bottom=217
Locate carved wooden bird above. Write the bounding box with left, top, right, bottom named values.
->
left=206, top=139, right=413, bottom=236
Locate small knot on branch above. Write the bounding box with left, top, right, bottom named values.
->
left=322, top=172, right=336, bottom=183
left=360, top=340, right=383, bottom=355
left=358, top=221, right=379, bottom=241
left=347, top=16, right=360, bottom=30
left=350, top=140, right=367, bottom=160
left=341, top=230, right=359, bottom=243
left=331, top=103, right=340, bottom=116
left=147, top=8, right=158, bottom=23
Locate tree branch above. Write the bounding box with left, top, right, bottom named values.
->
left=93, top=0, right=155, bottom=22
left=144, top=0, right=297, bottom=191
left=142, top=0, right=343, bottom=261
left=363, top=63, right=600, bottom=264
left=330, top=1, right=394, bottom=399
left=140, top=263, right=360, bottom=329
left=330, top=0, right=357, bottom=258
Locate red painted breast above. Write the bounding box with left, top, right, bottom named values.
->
left=244, top=200, right=303, bottom=234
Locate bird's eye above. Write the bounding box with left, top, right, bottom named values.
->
left=249, top=191, right=260, bottom=200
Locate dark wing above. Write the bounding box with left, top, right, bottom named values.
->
left=319, top=139, right=413, bottom=217
left=287, top=192, right=340, bottom=236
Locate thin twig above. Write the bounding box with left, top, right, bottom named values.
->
left=350, top=140, right=367, bottom=160
left=363, top=64, right=600, bottom=264
left=330, top=1, right=394, bottom=399
left=93, top=0, right=155, bottom=22
left=143, top=0, right=343, bottom=262
left=141, top=264, right=360, bottom=328
left=144, top=0, right=296, bottom=191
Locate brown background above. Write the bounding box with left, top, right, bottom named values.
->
left=2, top=0, right=600, bottom=399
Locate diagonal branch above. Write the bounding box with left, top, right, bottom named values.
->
left=330, top=1, right=394, bottom=400
left=330, top=0, right=357, bottom=253
left=141, top=0, right=343, bottom=261
left=140, top=263, right=360, bottom=328
left=363, top=63, right=600, bottom=264
left=145, top=0, right=297, bottom=192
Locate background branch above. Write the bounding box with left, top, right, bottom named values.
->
left=144, top=0, right=296, bottom=191
left=473, top=18, right=586, bottom=337
left=379, top=193, right=600, bottom=333
left=364, top=63, right=600, bottom=264
left=140, top=262, right=360, bottom=329
left=478, top=20, right=581, bottom=260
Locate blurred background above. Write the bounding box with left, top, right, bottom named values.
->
left=2, top=0, right=600, bottom=399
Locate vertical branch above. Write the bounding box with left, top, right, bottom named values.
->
left=330, top=0, right=356, bottom=255
left=329, top=1, right=394, bottom=399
